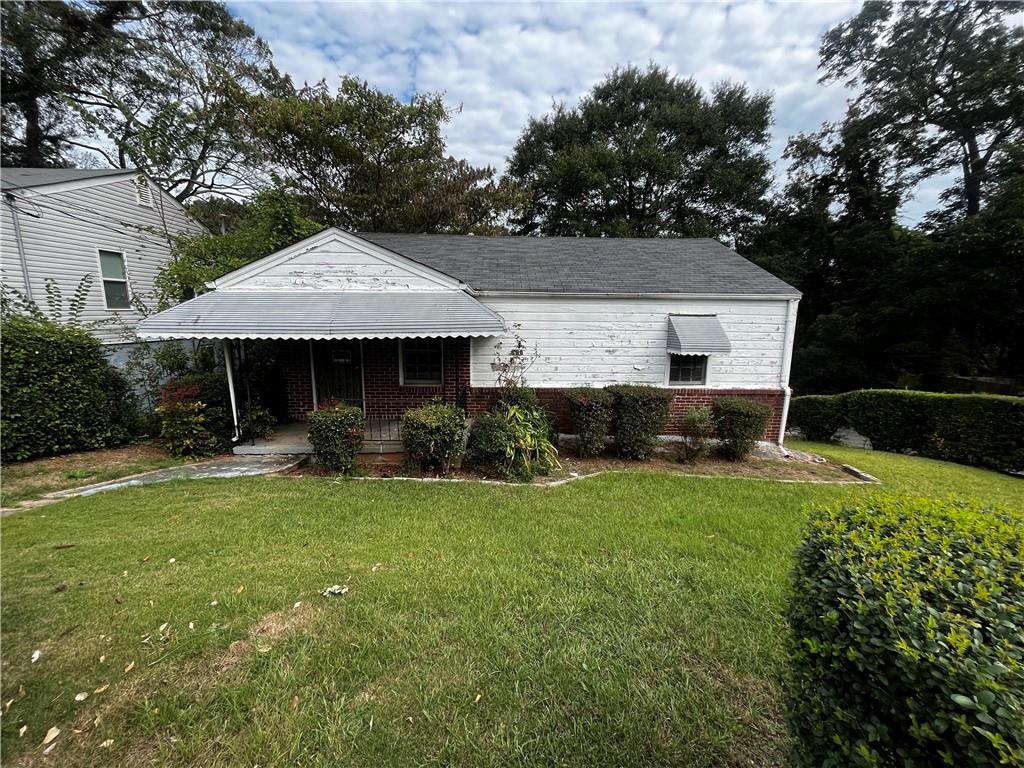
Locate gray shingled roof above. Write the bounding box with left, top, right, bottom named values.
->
left=136, top=290, right=505, bottom=341
left=0, top=167, right=134, bottom=191
left=360, top=233, right=798, bottom=296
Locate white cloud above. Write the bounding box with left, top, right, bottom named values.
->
left=230, top=0, right=943, bottom=222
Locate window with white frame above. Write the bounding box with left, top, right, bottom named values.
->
left=668, top=354, right=708, bottom=385
left=99, top=249, right=131, bottom=309
left=400, top=339, right=443, bottom=386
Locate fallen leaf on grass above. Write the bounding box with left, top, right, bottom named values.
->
left=291, top=695, right=299, bottom=712
left=142, top=555, right=151, bottom=562
left=42, top=726, right=60, bottom=745
left=74, top=692, right=89, bottom=702
left=159, top=622, right=169, bottom=633
left=31, top=650, right=41, bottom=663
left=123, top=661, right=135, bottom=674
left=293, top=602, right=302, bottom=609
left=122, top=571, right=128, bottom=577
left=474, top=694, right=482, bottom=704
left=43, top=743, right=57, bottom=755
left=188, top=622, right=195, bottom=630
left=94, top=684, right=109, bottom=694
left=235, top=585, right=245, bottom=594
left=210, top=600, right=219, bottom=607
left=168, top=557, right=176, bottom=564
left=4, top=698, right=12, bottom=712
left=18, top=725, right=27, bottom=737
left=371, top=563, right=383, bottom=572
left=99, top=655, right=106, bottom=663
left=100, top=739, right=113, bottom=748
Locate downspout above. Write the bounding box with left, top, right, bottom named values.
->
left=5, top=193, right=34, bottom=302
left=777, top=298, right=800, bottom=445
left=222, top=339, right=241, bottom=442
left=308, top=340, right=319, bottom=410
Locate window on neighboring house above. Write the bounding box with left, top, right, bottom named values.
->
left=400, top=338, right=443, bottom=386
left=99, top=249, right=131, bottom=309
left=133, top=174, right=153, bottom=207
left=668, top=354, right=708, bottom=385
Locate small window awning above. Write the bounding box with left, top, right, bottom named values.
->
left=666, top=314, right=731, bottom=355
left=136, top=290, right=505, bottom=340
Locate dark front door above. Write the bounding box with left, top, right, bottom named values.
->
left=314, top=339, right=363, bottom=409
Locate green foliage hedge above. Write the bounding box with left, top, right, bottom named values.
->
left=606, top=385, right=673, bottom=460
left=466, top=391, right=559, bottom=482
left=787, top=496, right=1024, bottom=767
left=678, top=406, right=713, bottom=463
left=1, top=314, right=138, bottom=461
left=789, top=395, right=845, bottom=442
left=402, top=400, right=466, bottom=475
left=564, top=387, right=614, bottom=457
left=800, top=390, right=1024, bottom=473
left=156, top=401, right=223, bottom=458
left=712, top=396, right=771, bottom=460
left=307, top=404, right=365, bottom=474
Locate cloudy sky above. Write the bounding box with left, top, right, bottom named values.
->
left=230, top=0, right=945, bottom=224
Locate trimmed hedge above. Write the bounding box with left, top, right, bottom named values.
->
left=607, top=385, right=673, bottom=460
left=1, top=314, right=138, bottom=461
left=564, top=387, right=615, bottom=457
left=787, top=496, right=1024, bottom=767
left=808, top=390, right=1024, bottom=473
left=402, top=400, right=466, bottom=475
left=712, top=396, right=771, bottom=460
left=307, top=404, right=365, bottom=473
left=678, top=406, right=713, bottom=463
left=789, top=395, right=844, bottom=442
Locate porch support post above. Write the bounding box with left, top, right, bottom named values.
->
left=222, top=339, right=241, bottom=441
left=308, top=339, right=319, bottom=410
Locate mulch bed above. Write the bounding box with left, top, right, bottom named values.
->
left=285, top=448, right=859, bottom=484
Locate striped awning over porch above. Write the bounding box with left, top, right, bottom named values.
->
left=136, top=290, right=505, bottom=340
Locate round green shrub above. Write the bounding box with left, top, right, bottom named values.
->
left=789, top=395, right=844, bottom=442
left=564, top=387, right=614, bottom=457
left=156, top=401, right=223, bottom=457
left=787, top=496, right=1024, bottom=767
left=307, top=404, right=365, bottom=474
left=606, top=384, right=673, bottom=460
left=678, top=406, right=713, bottom=463
left=401, top=399, right=466, bottom=475
left=465, top=412, right=517, bottom=480
left=711, top=396, right=771, bottom=461
left=466, top=401, right=559, bottom=483
left=0, top=314, right=138, bottom=461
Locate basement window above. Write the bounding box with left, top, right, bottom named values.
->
left=668, top=354, right=708, bottom=386
left=400, top=339, right=443, bottom=386
left=99, top=249, right=131, bottom=309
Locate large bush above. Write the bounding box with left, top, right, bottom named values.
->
left=1, top=314, right=138, bottom=461
left=466, top=398, right=559, bottom=482
left=788, top=395, right=844, bottom=442
left=307, top=404, right=365, bottom=474
left=787, top=496, right=1024, bottom=767
left=564, top=387, right=614, bottom=457
left=156, top=401, right=223, bottom=457
left=838, top=389, right=1024, bottom=473
left=711, top=396, right=771, bottom=461
left=160, top=371, right=275, bottom=449
left=402, top=399, right=466, bottom=475
left=606, top=384, right=673, bottom=460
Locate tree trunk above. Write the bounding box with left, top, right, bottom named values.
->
left=21, top=95, right=44, bottom=167
left=963, top=134, right=982, bottom=217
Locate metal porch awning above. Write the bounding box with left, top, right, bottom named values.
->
left=136, top=290, right=505, bottom=340
left=666, top=314, right=731, bottom=355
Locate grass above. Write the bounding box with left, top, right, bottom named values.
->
left=0, top=444, right=184, bottom=507
left=1, top=443, right=1020, bottom=767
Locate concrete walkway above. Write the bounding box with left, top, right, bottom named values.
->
left=2, top=454, right=305, bottom=515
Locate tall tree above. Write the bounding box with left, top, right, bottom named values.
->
left=820, top=0, right=1024, bottom=218
left=507, top=64, right=774, bottom=240
left=1, top=0, right=141, bottom=167
left=246, top=77, right=514, bottom=233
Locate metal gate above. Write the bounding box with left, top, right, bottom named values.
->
left=313, top=339, right=363, bottom=409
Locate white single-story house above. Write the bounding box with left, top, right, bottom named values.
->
left=137, top=227, right=800, bottom=448
left=0, top=167, right=206, bottom=357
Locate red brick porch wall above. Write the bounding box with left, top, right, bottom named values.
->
left=277, top=339, right=784, bottom=441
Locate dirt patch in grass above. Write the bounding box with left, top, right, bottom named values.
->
left=1, top=444, right=185, bottom=507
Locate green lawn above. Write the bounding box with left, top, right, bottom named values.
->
left=1, top=444, right=1020, bottom=767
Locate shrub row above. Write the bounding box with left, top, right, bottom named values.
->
left=787, top=496, right=1024, bottom=766
left=1, top=314, right=138, bottom=461
left=307, top=404, right=365, bottom=473
left=788, top=390, right=1024, bottom=472
left=466, top=388, right=559, bottom=482
left=402, top=400, right=466, bottom=475
left=711, top=397, right=772, bottom=461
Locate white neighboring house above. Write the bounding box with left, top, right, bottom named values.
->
left=0, top=167, right=206, bottom=358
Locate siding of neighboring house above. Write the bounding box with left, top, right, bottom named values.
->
left=470, top=296, right=790, bottom=390
left=0, top=176, right=204, bottom=343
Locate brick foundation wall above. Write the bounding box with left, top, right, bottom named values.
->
left=277, top=339, right=784, bottom=441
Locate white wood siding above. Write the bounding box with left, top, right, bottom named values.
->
left=218, top=234, right=461, bottom=293
left=472, top=296, right=790, bottom=389
left=1, top=178, right=203, bottom=343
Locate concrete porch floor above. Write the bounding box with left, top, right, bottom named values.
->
left=232, top=420, right=404, bottom=456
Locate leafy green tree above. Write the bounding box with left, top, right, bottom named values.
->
left=156, top=187, right=320, bottom=307
left=246, top=77, right=514, bottom=233
left=507, top=64, right=774, bottom=240
left=820, top=0, right=1024, bottom=218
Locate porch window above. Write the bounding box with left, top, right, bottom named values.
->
left=669, top=354, right=707, bottom=385
left=98, top=249, right=131, bottom=309
left=400, top=338, right=443, bottom=386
